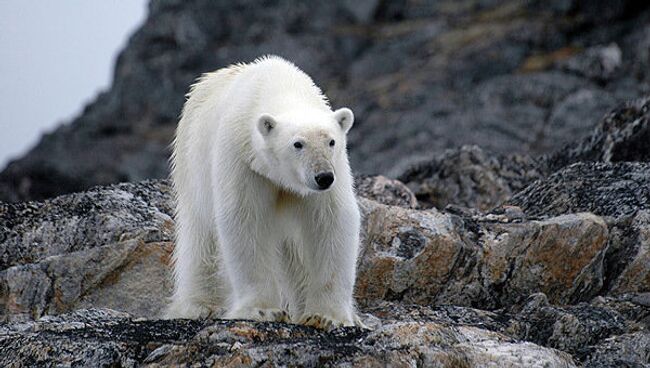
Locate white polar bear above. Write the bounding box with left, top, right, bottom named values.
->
left=166, top=55, right=362, bottom=329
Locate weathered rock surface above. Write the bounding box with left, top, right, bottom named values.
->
left=0, top=307, right=580, bottom=368
left=397, top=145, right=542, bottom=210
left=504, top=163, right=650, bottom=299
left=2, top=171, right=640, bottom=322
left=3, top=0, right=650, bottom=202
left=546, top=95, right=650, bottom=172
left=357, top=198, right=610, bottom=309
left=1, top=2, right=650, bottom=366
left=3, top=296, right=649, bottom=367
left=0, top=178, right=419, bottom=322
left=356, top=174, right=418, bottom=209
left=2, top=160, right=649, bottom=365
left=0, top=180, right=175, bottom=321
left=393, top=93, right=650, bottom=212
left=507, top=162, right=649, bottom=219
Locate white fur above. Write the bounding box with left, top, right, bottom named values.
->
left=166, top=55, right=361, bottom=327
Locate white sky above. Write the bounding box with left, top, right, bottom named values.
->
left=0, top=1, right=148, bottom=170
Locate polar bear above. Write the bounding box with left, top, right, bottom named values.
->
left=166, top=55, right=362, bottom=329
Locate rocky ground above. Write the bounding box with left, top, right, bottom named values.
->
left=2, top=0, right=650, bottom=202
left=1, top=96, right=649, bottom=366
left=2, top=0, right=650, bottom=366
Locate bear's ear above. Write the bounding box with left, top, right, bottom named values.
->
left=333, top=108, right=354, bottom=134
left=257, top=114, right=277, bottom=137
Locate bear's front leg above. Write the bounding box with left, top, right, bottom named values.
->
left=299, top=207, right=361, bottom=330
left=217, top=215, right=290, bottom=323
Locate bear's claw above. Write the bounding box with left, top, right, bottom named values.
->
left=252, top=308, right=291, bottom=323
left=270, top=309, right=291, bottom=323
left=299, top=314, right=350, bottom=330
left=298, top=313, right=371, bottom=330
left=228, top=307, right=291, bottom=323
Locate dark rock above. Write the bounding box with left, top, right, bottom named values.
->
left=506, top=162, right=650, bottom=218
left=0, top=307, right=576, bottom=367
left=355, top=175, right=418, bottom=208
left=395, top=93, right=650, bottom=214
left=507, top=293, right=628, bottom=359
left=546, top=96, right=650, bottom=172
left=3, top=1, right=650, bottom=202
left=397, top=145, right=542, bottom=210
left=3, top=299, right=647, bottom=367
left=559, top=44, right=622, bottom=83
left=582, top=332, right=650, bottom=368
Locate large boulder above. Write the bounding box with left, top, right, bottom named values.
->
left=0, top=180, right=175, bottom=321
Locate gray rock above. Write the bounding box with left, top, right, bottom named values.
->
left=506, top=162, right=650, bottom=219
left=397, top=94, right=650, bottom=214
left=397, top=145, right=542, bottom=211
left=582, top=332, right=650, bottom=368
left=507, top=293, right=628, bottom=358
left=0, top=180, right=175, bottom=321
left=0, top=180, right=174, bottom=270
left=560, top=44, right=623, bottom=83
left=0, top=307, right=576, bottom=367
left=3, top=1, right=650, bottom=202
left=3, top=298, right=647, bottom=367
left=3, top=161, right=649, bottom=323
left=355, top=175, right=418, bottom=208
left=546, top=95, right=650, bottom=172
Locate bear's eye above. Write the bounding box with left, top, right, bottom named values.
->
left=293, top=142, right=303, bottom=149
left=329, top=139, right=335, bottom=147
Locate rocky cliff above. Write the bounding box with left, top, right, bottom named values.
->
left=1, top=97, right=649, bottom=366
left=2, top=0, right=650, bottom=202
left=2, top=0, right=650, bottom=366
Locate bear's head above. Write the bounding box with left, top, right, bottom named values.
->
left=252, top=107, right=354, bottom=195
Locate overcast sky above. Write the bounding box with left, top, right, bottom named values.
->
left=0, top=1, right=148, bottom=170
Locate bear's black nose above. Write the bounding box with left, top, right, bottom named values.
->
left=315, top=172, right=334, bottom=190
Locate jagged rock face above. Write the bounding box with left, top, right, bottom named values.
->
left=2, top=0, right=650, bottom=202
left=2, top=160, right=649, bottom=366
left=397, top=145, right=543, bottom=211
left=507, top=162, right=650, bottom=219
left=357, top=199, right=610, bottom=309
left=392, top=94, right=650, bottom=213
left=546, top=95, right=650, bottom=172
left=355, top=175, right=418, bottom=209
left=3, top=163, right=647, bottom=323
left=0, top=180, right=175, bottom=321
left=1, top=1, right=650, bottom=366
